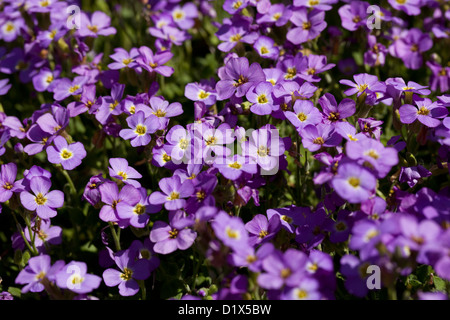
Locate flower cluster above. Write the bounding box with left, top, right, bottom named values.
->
left=0, top=0, right=449, bottom=301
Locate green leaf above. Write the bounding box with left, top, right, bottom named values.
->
left=433, top=276, right=447, bottom=292
left=8, top=287, right=21, bottom=298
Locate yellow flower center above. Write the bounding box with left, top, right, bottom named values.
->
left=308, top=263, right=318, bottom=272
left=5, top=23, right=15, bottom=32
left=335, top=221, right=347, bottom=231
left=309, top=0, right=320, bottom=5
left=3, top=182, right=13, bottom=190
left=348, top=177, right=360, bottom=188
left=365, top=149, right=379, bottom=159
left=273, top=13, right=281, bottom=20
left=296, top=289, right=309, bottom=299
left=162, top=153, right=172, bottom=162
left=109, top=100, right=119, bottom=111
left=260, top=46, right=269, bottom=55
left=134, top=124, right=147, bottom=136
left=281, top=215, right=293, bottom=223
left=328, top=112, right=340, bottom=122
left=313, top=137, right=325, bottom=145
left=281, top=268, right=292, bottom=278
left=35, top=193, right=47, bottom=206
left=205, top=136, right=217, bottom=146
left=120, top=267, right=133, bottom=281
left=179, top=138, right=189, bottom=150
left=358, top=84, right=368, bottom=92
left=258, top=230, right=268, bottom=238
left=60, top=149, right=73, bottom=159
left=35, top=271, right=46, bottom=281
left=228, top=161, right=242, bottom=169
left=153, top=109, right=166, bottom=117
left=257, top=145, right=269, bottom=157
left=233, top=1, right=243, bottom=9
left=257, top=94, right=268, bottom=104
left=122, top=58, right=133, bottom=65
left=226, top=227, right=240, bottom=239
left=168, top=191, right=180, bottom=200
left=198, top=90, right=210, bottom=100
left=173, top=11, right=184, bottom=20
left=285, top=67, right=297, bottom=79
left=302, top=22, right=312, bottom=30
left=133, top=204, right=146, bottom=215
left=71, top=274, right=85, bottom=286
left=297, top=112, right=308, bottom=122
left=169, top=228, right=179, bottom=239
left=230, top=34, right=242, bottom=42
left=69, top=85, right=80, bottom=93
left=117, top=171, right=128, bottom=180
left=196, top=190, right=206, bottom=201
left=87, top=25, right=98, bottom=33
left=417, top=106, right=430, bottom=116
left=46, top=75, right=54, bottom=83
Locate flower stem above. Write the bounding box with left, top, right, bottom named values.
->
left=11, top=211, right=38, bottom=256
left=108, top=222, right=121, bottom=251
left=60, top=168, right=77, bottom=196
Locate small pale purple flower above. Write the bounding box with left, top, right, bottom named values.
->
left=46, top=136, right=87, bottom=170
left=331, top=162, right=376, bottom=203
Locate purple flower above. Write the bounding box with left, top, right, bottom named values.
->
left=300, top=124, right=342, bottom=152
left=318, top=93, right=356, bottom=124
left=285, top=100, right=322, bottom=131
left=102, top=249, right=151, bottom=296
left=257, top=248, right=308, bottom=290
left=253, top=36, right=279, bottom=60
left=15, top=255, right=64, bottom=293
left=78, top=11, right=117, bottom=38
left=287, top=8, right=327, bottom=45
left=229, top=242, right=275, bottom=272
left=108, top=47, right=140, bottom=70
left=346, top=137, right=399, bottom=178
left=246, top=81, right=275, bottom=115
left=0, top=163, right=21, bottom=203
left=150, top=211, right=197, bottom=254
left=98, top=181, right=140, bottom=223
left=25, top=219, right=62, bottom=253
left=340, top=254, right=372, bottom=297
left=216, top=57, right=265, bottom=100
left=171, top=3, right=198, bottom=30
left=331, top=162, right=376, bottom=203
left=338, top=1, right=369, bottom=31
left=256, top=3, right=292, bottom=26
left=399, top=165, right=432, bottom=188
left=223, top=0, right=249, bottom=14
left=211, top=211, right=249, bottom=250
left=119, top=111, right=159, bottom=147
left=349, top=219, right=381, bottom=258
left=0, top=78, right=12, bottom=95
left=46, top=136, right=87, bottom=170
left=394, top=28, right=432, bottom=70
left=82, top=174, right=107, bottom=206
left=95, top=83, right=125, bottom=125
left=55, top=261, right=102, bottom=295
left=148, top=175, right=194, bottom=210
left=340, top=73, right=386, bottom=98
left=20, top=176, right=64, bottom=219
left=149, top=96, right=183, bottom=129
left=426, top=60, right=449, bottom=93
left=294, top=0, right=338, bottom=11
left=216, top=18, right=258, bottom=53
left=364, top=35, right=387, bottom=67
left=399, top=98, right=448, bottom=128
left=116, top=187, right=161, bottom=228
left=245, top=214, right=281, bottom=246
left=388, top=0, right=421, bottom=16
left=298, top=54, right=335, bottom=83
left=108, top=158, right=142, bottom=188
left=213, top=154, right=257, bottom=181
left=280, top=277, right=322, bottom=300
left=184, top=82, right=217, bottom=106
left=52, top=76, right=88, bottom=101
left=136, top=46, right=174, bottom=77
left=32, top=68, right=59, bottom=93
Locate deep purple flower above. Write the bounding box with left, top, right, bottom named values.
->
left=148, top=175, right=194, bottom=210
left=253, top=36, right=279, bottom=60
left=340, top=73, right=386, bottom=98
left=98, top=181, right=140, bottom=223
left=102, top=249, right=151, bottom=296
left=426, top=60, right=449, bottom=93
left=346, top=137, right=399, bottom=178
left=108, top=158, right=142, bottom=188
left=287, top=8, right=327, bottom=45
left=364, top=35, right=387, bottom=67
left=82, top=174, right=107, bottom=206
left=46, top=136, right=87, bottom=170
left=108, top=47, right=140, bottom=70
left=15, top=255, right=64, bottom=293
left=78, top=11, right=117, bottom=38
left=119, top=111, right=159, bottom=147
left=216, top=57, right=265, bottom=100
left=245, top=214, right=281, bottom=246
left=394, top=28, right=432, bottom=70
left=150, top=211, right=197, bottom=255
left=300, top=124, right=342, bottom=152
left=331, top=162, right=376, bottom=203
left=257, top=248, right=308, bottom=290
left=213, top=154, right=257, bottom=181
left=20, top=176, right=64, bottom=219
left=246, top=81, right=275, bottom=115
left=318, top=93, right=356, bottom=124
left=256, top=3, right=292, bottom=26
left=399, top=98, right=448, bottom=128
left=25, top=219, right=62, bottom=253
left=338, top=1, right=369, bottom=31
left=55, top=261, right=102, bottom=295
left=52, top=76, right=88, bottom=101
left=148, top=96, right=183, bottom=129
left=116, top=187, right=161, bottom=228
left=399, top=165, right=432, bottom=188
left=0, top=163, right=21, bottom=203
left=136, top=46, right=174, bottom=77
left=211, top=211, right=249, bottom=250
